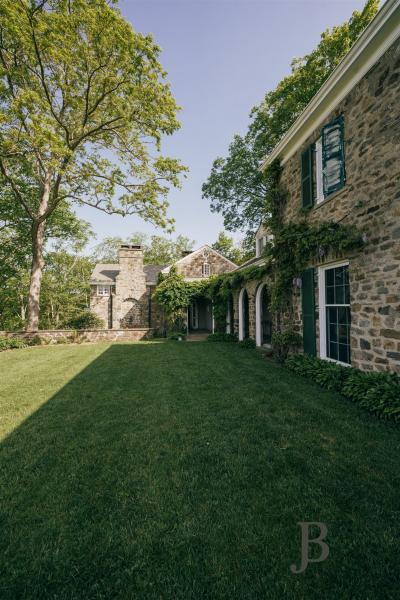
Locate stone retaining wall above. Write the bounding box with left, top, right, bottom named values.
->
left=0, top=329, right=154, bottom=343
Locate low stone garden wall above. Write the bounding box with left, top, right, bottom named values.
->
left=0, top=328, right=154, bottom=344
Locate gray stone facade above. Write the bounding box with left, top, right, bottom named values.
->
left=229, top=34, right=400, bottom=373
left=279, top=38, right=400, bottom=373
left=90, top=245, right=236, bottom=332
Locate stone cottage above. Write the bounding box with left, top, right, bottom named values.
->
left=90, top=244, right=237, bottom=334
left=230, top=0, right=400, bottom=373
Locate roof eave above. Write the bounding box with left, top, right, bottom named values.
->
left=261, top=0, right=400, bottom=170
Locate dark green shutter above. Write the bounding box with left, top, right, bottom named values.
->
left=322, top=115, right=345, bottom=196
left=301, top=145, right=314, bottom=208
left=302, top=268, right=316, bottom=356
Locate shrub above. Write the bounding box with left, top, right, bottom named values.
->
left=64, top=311, right=105, bottom=330
left=29, top=334, right=43, bottom=346
left=0, top=336, right=27, bottom=351
left=271, top=329, right=302, bottom=362
left=286, top=354, right=400, bottom=422
left=238, top=337, right=256, bottom=349
left=207, top=332, right=238, bottom=343
left=168, top=332, right=186, bottom=341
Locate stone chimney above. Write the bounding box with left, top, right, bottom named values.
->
left=118, top=244, right=144, bottom=274
left=113, top=244, right=147, bottom=328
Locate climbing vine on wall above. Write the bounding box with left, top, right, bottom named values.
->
left=154, top=162, right=364, bottom=335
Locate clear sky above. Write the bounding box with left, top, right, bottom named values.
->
left=77, top=0, right=367, bottom=249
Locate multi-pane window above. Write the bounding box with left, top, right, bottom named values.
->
left=322, top=264, right=351, bottom=364
left=202, top=263, right=210, bottom=277
left=97, top=285, right=110, bottom=296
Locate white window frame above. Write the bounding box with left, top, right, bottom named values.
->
left=202, top=262, right=210, bottom=277
left=318, top=260, right=351, bottom=366
left=315, top=137, right=324, bottom=204
left=97, top=284, right=110, bottom=296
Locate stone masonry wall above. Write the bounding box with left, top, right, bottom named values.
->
left=112, top=247, right=149, bottom=329
left=1, top=329, right=154, bottom=343
left=177, top=248, right=236, bottom=279
left=279, top=38, right=400, bottom=372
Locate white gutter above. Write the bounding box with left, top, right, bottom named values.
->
left=261, top=0, right=400, bottom=170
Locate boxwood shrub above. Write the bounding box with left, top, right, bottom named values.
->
left=207, top=332, right=238, bottom=343
left=238, top=337, right=256, bottom=349
left=0, top=336, right=28, bottom=352
left=285, top=354, right=400, bottom=422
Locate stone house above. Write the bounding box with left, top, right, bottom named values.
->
left=90, top=244, right=237, bottom=334
left=230, top=0, right=400, bottom=373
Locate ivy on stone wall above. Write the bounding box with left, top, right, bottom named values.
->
left=154, top=164, right=364, bottom=336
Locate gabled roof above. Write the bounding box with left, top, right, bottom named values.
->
left=261, top=0, right=400, bottom=169
left=90, top=263, right=166, bottom=285
left=161, top=244, right=238, bottom=274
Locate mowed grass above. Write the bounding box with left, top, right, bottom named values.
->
left=0, top=342, right=399, bottom=600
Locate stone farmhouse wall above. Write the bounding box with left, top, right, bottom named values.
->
left=176, top=249, right=236, bottom=278
left=228, top=38, right=400, bottom=373
left=279, top=38, right=400, bottom=372
left=1, top=329, right=154, bottom=344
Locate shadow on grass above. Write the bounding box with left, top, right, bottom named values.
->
left=0, top=343, right=399, bottom=600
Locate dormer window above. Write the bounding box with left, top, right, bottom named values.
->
left=202, top=263, right=210, bottom=277
left=97, top=285, right=110, bottom=296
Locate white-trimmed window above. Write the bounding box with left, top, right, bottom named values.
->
left=202, top=263, right=210, bottom=277
left=318, top=262, right=351, bottom=365
left=97, top=285, right=110, bottom=296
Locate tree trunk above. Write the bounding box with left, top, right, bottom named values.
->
left=26, top=220, right=46, bottom=331
left=26, top=179, right=51, bottom=331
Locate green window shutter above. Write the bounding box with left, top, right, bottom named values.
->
left=322, top=115, right=345, bottom=196
left=301, top=145, right=314, bottom=208
left=301, top=268, right=316, bottom=356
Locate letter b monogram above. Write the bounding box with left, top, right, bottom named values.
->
left=290, top=522, right=329, bottom=574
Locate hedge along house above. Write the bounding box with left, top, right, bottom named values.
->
left=90, top=244, right=237, bottom=334
left=259, top=0, right=400, bottom=373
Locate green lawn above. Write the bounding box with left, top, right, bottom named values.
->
left=0, top=342, right=399, bottom=599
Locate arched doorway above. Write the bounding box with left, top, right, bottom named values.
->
left=226, top=293, right=234, bottom=334
left=238, top=288, right=249, bottom=341
left=255, top=284, right=273, bottom=346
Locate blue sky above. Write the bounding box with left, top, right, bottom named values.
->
left=77, top=0, right=367, bottom=249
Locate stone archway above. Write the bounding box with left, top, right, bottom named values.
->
left=255, top=283, right=273, bottom=347
left=238, top=288, right=249, bottom=341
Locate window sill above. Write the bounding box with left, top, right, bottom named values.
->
left=313, top=185, right=349, bottom=210
left=320, top=355, right=352, bottom=368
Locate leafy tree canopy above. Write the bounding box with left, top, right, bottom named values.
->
left=0, top=0, right=186, bottom=329
left=212, top=231, right=253, bottom=265
left=91, top=232, right=195, bottom=265
left=202, top=0, right=379, bottom=235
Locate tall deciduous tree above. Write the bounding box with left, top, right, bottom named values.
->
left=212, top=231, right=252, bottom=265
left=202, top=0, right=379, bottom=235
left=0, top=0, right=186, bottom=330
left=92, top=232, right=195, bottom=264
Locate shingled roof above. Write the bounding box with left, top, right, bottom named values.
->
left=90, top=263, right=165, bottom=285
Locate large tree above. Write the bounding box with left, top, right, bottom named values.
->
left=91, top=232, right=195, bottom=264
left=0, top=0, right=186, bottom=330
left=202, top=0, right=379, bottom=235
left=212, top=231, right=252, bottom=265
